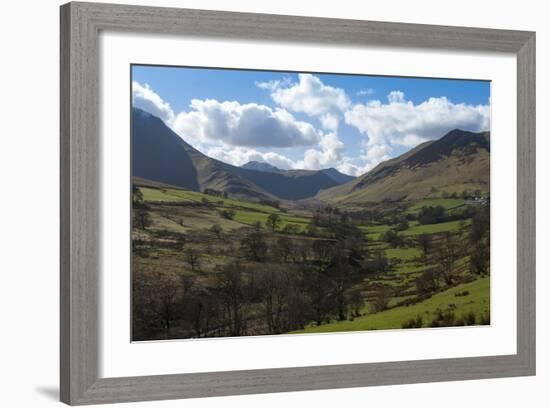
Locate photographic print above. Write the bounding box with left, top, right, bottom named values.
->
left=131, top=65, right=490, bottom=341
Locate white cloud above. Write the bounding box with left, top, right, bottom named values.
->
left=172, top=99, right=320, bottom=148
left=334, top=143, right=391, bottom=177
left=132, top=81, right=489, bottom=179
left=336, top=161, right=374, bottom=177
left=132, top=81, right=174, bottom=123
left=204, top=132, right=350, bottom=175
left=361, top=142, right=392, bottom=164
left=357, top=88, right=375, bottom=96
left=346, top=91, right=489, bottom=148
left=387, top=90, right=406, bottom=104
left=344, top=91, right=490, bottom=169
left=254, top=77, right=292, bottom=92
left=296, top=133, right=345, bottom=170
left=263, top=74, right=351, bottom=131
left=206, top=146, right=296, bottom=169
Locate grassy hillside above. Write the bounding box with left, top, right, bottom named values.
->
left=317, top=130, right=490, bottom=205
left=292, top=277, right=490, bottom=333
left=137, top=184, right=310, bottom=232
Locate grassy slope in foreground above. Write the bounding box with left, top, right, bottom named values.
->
left=292, top=277, right=490, bottom=333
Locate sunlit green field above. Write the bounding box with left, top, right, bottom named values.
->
left=404, top=219, right=469, bottom=235
left=140, top=186, right=282, bottom=214
left=406, top=198, right=466, bottom=213
left=385, top=247, right=421, bottom=260
left=292, top=277, right=490, bottom=333
left=232, top=210, right=309, bottom=230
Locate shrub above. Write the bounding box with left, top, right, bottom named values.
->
left=429, top=309, right=456, bottom=327
left=418, top=205, right=446, bottom=224
left=371, top=287, right=391, bottom=313
left=381, top=229, right=405, bottom=248
left=479, top=312, right=491, bottom=325
left=402, top=315, right=423, bottom=329
left=210, top=224, right=223, bottom=239
left=415, top=268, right=440, bottom=296
left=219, top=209, right=236, bottom=220
left=283, top=223, right=301, bottom=234
left=464, top=311, right=477, bottom=326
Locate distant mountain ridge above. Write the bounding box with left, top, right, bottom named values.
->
left=317, top=129, right=490, bottom=204
left=241, top=161, right=283, bottom=173
left=320, top=168, right=356, bottom=184
left=241, top=161, right=355, bottom=185
left=132, top=108, right=341, bottom=201
left=133, top=108, right=489, bottom=205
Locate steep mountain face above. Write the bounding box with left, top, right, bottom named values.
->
left=132, top=108, right=340, bottom=201
left=317, top=129, right=490, bottom=204
left=132, top=108, right=200, bottom=191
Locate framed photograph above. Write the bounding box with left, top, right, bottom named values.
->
left=60, top=2, right=535, bottom=405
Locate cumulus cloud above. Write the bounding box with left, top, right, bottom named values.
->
left=132, top=81, right=174, bottom=123
left=296, top=133, right=345, bottom=170
left=254, top=77, right=292, bottom=92
left=345, top=91, right=489, bottom=148
left=361, top=142, right=392, bottom=164
left=132, top=81, right=489, bottom=179
left=333, top=142, right=391, bottom=177
left=172, top=99, right=320, bottom=148
left=206, top=146, right=296, bottom=169
left=259, top=74, right=351, bottom=131
left=205, top=132, right=349, bottom=174
left=336, top=161, right=374, bottom=177
left=344, top=91, right=490, bottom=169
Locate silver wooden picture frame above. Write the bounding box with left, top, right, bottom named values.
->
left=60, top=2, right=536, bottom=405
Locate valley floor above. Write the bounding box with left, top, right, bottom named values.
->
left=131, top=181, right=490, bottom=340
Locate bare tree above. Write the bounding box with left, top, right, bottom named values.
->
left=347, top=288, right=364, bottom=318
left=134, top=209, right=152, bottom=231
left=273, top=236, right=294, bottom=263
left=470, top=243, right=489, bottom=276
left=434, top=232, right=461, bottom=286
left=132, top=185, right=144, bottom=205
left=257, top=265, right=288, bottom=334
left=184, top=248, right=201, bottom=271
left=240, top=225, right=268, bottom=262
left=414, top=268, right=441, bottom=295
left=210, top=224, right=223, bottom=239
left=132, top=268, right=181, bottom=337
left=216, top=262, right=247, bottom=336
left=417, top=233, right=432, bottom=257
left=266, top=213, right=281, bottom=232
left=371, top=286, right=391, bottom=313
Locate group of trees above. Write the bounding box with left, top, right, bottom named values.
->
left=469, top=204, right=490, bottom=276
left=441, top=189, right=483, bottom=199
left=133, top=214, right=376, bottom=340
left=413, top=205, right=490, bottom=298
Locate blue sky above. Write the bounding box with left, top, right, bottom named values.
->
left=132, top=65, right=490, bottom=176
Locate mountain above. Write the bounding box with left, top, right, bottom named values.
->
left=241, top=161, right=282, bottom=173
left=132, top=108, right=340, bottom=201
left=241, top=162, right=355, bottom=185
left=317, top=129, right=490, bottom=204
left=320, top=168, right=356, bottom=184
